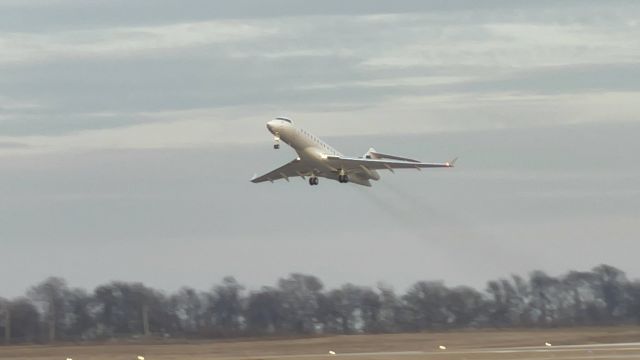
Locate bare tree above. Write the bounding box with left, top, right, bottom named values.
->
left=320, top=284, right=368, bottom=334
left=486, top=276, right=533, bottom=327
left=207, top=277, right=245, bottom=336
left=93, top=282, right=169, bottom=338
left=359, top=287, right=383, bottom=333
left=446, top=286, right=486, bottom=328
left=245, top=287, right=285, bottom=335
left=63, top=288, right=95, bottom=340
left=592, top=264, right=628, bottom=323
left=0, top=298, right=10, bottom=345
left=376, top=284, right=404, bottom=333
left=278, top=273, right=323, bottom=334
left=28, top=277, right=69, bottom=342
left=403, top=281, right=451, bottom=330
left=6, top=264, right=640, bottom=342
left=170, top=287, right=205, bottom=336
left=529, top=271, right=562, bottom=326
left=624, top=281, right=640, bottom=324
left=561, top=271, right=599, bottom=325
left=6, top=298, right=39, bottom=343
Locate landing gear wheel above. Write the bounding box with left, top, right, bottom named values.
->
left=338, top=174, right=349, bottom=183
left=309, top=177, right=319, bottom=186
left=273, top=134, right=280, bottom=150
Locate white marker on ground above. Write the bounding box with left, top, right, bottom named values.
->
left=439, top=345, right=447, bottom=350
left=328, top=350, right=336, bottom=355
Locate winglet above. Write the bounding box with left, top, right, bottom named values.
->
left=446, top=157, right=458, bottom=167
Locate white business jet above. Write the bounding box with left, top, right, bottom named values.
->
left=251, top=117, right=456, bottom=187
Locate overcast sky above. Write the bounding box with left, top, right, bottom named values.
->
left=1, top=0, right=639, bottom=297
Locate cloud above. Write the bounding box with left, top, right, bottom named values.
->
left=1, top=3, right=640, bottom=153
left=361, top=21, right=640, bottom=69
left=0, top=141, right=29, bottom=149
left=0, top=95, right=39, bottom=110
left=0, top=20, right=278, bottom=65
left=296, top=75, right=474, bottom=90
left=2, top=89, right=639, bottom=157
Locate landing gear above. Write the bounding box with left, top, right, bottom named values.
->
left=273, top=134, right=280, bottom=149
left=309, top=176, right=319, bottom=186
left=338, top=174, right=349, bottom=183
left=338, top=169, right=349, bottom=183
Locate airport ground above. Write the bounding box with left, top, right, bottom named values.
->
left=1, top=327, right=640, bottom=360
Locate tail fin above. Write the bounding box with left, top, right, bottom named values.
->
left=364, top=148, right=377, bottom=159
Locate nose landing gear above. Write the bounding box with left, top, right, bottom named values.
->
left=309, top=176, right=319, bottom=186
left=273, top=134, right=280, bottom=149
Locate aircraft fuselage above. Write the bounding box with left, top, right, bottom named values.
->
left=253, top=117, right=454, bottom=187
left=266, top=117, right=381, bottom=184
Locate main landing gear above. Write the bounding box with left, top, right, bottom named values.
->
left=309, top=176, right=319, bottom=186
left=338, top=169, right=349, bottom=183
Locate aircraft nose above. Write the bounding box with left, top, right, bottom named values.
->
left=266, top=120, right=277, bottom=133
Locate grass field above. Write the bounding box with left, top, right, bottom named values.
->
left=1, top=327, right=640, bottom=360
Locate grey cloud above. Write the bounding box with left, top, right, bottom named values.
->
left=0, top=47, right=368, bottom=134
left=2, top=3, right=639, bottom=137
left=440, top=63, right=640, bottom=95
left=2, top=0, right=628, bottom=32
left=0, top=141, right=29, bottom=148
left=0, top=112, right=145, bottom=136
left=291, top=61, right=640, bottom=108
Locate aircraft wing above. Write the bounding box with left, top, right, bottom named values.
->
left=326, top=155, right=456, bottom=171
left=251, top=159, right=310, bottom=183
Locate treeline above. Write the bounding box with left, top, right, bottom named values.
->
left=1, top=264, right=640, bottom=344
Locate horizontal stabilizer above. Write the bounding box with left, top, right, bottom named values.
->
left=367, top=149, right=420, bottom=163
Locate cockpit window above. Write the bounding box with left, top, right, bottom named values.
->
left=275, top=117, right=292, bottom=123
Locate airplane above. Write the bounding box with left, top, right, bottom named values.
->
left=251, top=117, right=456, bottom=187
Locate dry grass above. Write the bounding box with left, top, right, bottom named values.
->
left=1, top=327, right=640, bottom=360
